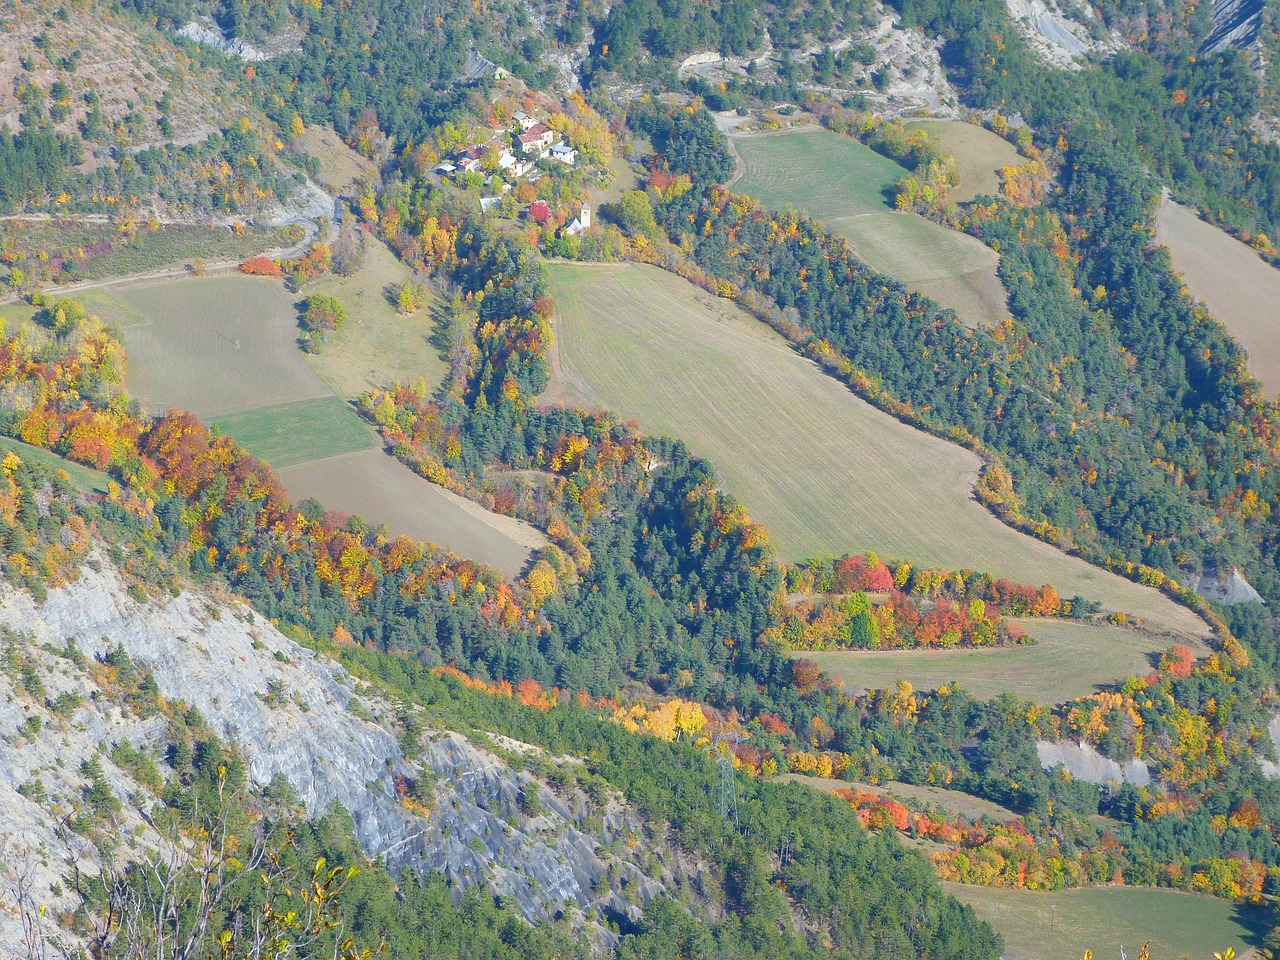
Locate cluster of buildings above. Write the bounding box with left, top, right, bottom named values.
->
left=433, top=111, right=579, bottom=186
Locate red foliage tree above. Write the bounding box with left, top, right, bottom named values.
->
left=239, top=256, right=282, bottom=277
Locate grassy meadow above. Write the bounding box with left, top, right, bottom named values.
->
left=109, top=274, right=542, bottom=574
left=301, top=238, right=448, bottom=399
left=803, top=619, right=1201, bottom=703
left=545, top=262, right=1208, bottom=686
left=1157, top=195, right=1280, bottom=396
left=903, top=120, right=1021, bottom=203
left=0, top=438, right=112, bottom=495
left=948, top=883, right=1267, bottom=960
left=730, top=127, right=1010, bottom=327
left=210, top=397, right=375, bottom=469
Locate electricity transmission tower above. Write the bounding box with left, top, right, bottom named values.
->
left=704, top=734, right=743, bottom=831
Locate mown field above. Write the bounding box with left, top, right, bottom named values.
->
left=805, top=619, right=1196, bottom=704
left=903, top=120, right=1021, bottom=203
left=1156, top=195, right=1280, bottom=396
left=545, top=262, right=1208, bottom=685
left=109, top=274, right=542, bottom=574
left=730, top=127, right=1010, bottom=328
left=210, top=397, right=375, bottom=469
left=948, top=883, right=1267, bottom=960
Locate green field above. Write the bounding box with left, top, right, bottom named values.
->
left=903, top=120, right=1022, bottom=203
left=108, top=274, right=543, bottom=574
left=730, top=127, right=1010, bottom=328
left=949, top=884, right=1267, bottom=960
left=1157, top=195, right=1280, bottom=397
left=804, top=619, right=1197, bottom=703
left=210, top=397, right=376, bottom=469
left=545, top=262, right=1208, bottom=667
left=0, top=438, right=112, bottom=495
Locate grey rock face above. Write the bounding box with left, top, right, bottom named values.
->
left=1037, top=740, right=1152, bottom=787
left=1185, top=567, right=1265, bottom=606
left=0, top=561, right=675, bottom=946
left=176, top=18, right=300, bottom=62
left=1203, top=0, right=1263, bottom=61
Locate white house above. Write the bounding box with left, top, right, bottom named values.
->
left=549, top=143, right=578, bottom=164
left=513, top=111, right=538, bottom=131
left=498, top=153, right=531, bottom=177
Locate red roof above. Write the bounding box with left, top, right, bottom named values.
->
left=528, top=200, right=551, bottom=224
left=517, top=124, right=551, bottom=144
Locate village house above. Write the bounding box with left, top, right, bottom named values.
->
left=516, top=123, right=555, bottom=156
left=513, top=111, right=537, bottom=131
left=498, top=153, right=531, bottom=177
left=453, top=146, right=486, bottom=173
left=549, top=143, right=578, bottom=165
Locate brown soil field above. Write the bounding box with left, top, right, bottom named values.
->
left=545, top=261, right=1208, bottom=649
left=1156, top=195, right=1280, bottom=396
left=278, top=450, right=544, bottom=576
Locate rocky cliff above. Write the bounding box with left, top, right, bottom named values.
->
left=0, top=559, right=682, bottom=952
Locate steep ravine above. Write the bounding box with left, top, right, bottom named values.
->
left=0, top=559, right=680, bottom=950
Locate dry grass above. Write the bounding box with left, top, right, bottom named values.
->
left=544, top=261, right=1208, bottom=651
left=903, top=120, right=1021, bottom=203
left=779, top=774, right=1018, bottom=822
left=804, top=618, right=1208, bottom=704
left=302, top=238, right=448, bottom=399
left=948, top=883, right=1267, bottom=960
left=1157, top=196, right=1280, bottom=396
left=296, top=127, right=377, bottom=195
left=0, top=3, right=259, bottom=156
left=277, top=450, right=544, bottom=576
left=730, top=127, right=1009, bottom=327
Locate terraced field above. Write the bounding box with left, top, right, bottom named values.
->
left=1157, top=194, right=1280, bottom=396
left=805, top=619, right=1195, bottom=704
left=903, top=119, right=1021, bottom=202
left=107, top=274, right=542, bottom=573
left=730, top=127, right=1010, bottom=328
left=545, top=261, right=1208, bottom=669
left=949, top=884, right=1266, bottom=960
